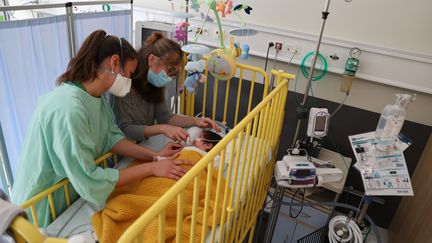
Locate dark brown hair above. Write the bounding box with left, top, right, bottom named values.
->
left=56, top=30, right=137, bottom=85
left=201, top=130, right=223, bottom=151
left=132, top=32, right=183, bottom=103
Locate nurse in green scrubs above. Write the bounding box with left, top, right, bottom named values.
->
left=11, top=30, right=189, bottom=227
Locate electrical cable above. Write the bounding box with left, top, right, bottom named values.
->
left=363, top=225, right=372, bottom=242
left=354, top=194, right=365, bottom=223
left=264, top=42, right=274, bottom=72
left=269, top=49, right=280, bottom=90
left=272, top=49, right=279, bottom=73
left=289, top=188, right=306, bottom=218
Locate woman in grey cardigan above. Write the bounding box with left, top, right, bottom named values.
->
left=113, top=32, right=218, bottom=143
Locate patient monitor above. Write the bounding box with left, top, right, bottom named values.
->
left=307, top=108, right=329, bottom=138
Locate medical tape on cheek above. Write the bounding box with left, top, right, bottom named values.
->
left=186, top=127, right=204, bottom=146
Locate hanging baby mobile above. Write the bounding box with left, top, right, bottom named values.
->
left=173, top=0, right=255, bottom=94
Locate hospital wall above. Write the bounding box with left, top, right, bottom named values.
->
left=135, top=0, right=432, bottom=228
left=136, top=0, right=432, bottom=55
left=135, top=0, right=432, bottom=127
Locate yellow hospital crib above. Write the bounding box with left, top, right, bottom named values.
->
left=10, top=63, right=294, bottom=243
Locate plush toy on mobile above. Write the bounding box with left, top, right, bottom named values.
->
left=181, top=44, right=210, bottom=93
left=174, top=22, right=190, bottom=43
left=186, top=0, right=255, bottom=80
left=182, top=54, right=207, bottom=93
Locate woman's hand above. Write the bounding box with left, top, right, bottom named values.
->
left=195, top=117, right=220, bottom=132
left=159, top=124, right=190, bottom=142
left=152, top=159, right=194, bottom=180
left=157, top=142, right=183, bottom=157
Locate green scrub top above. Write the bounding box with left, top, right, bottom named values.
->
left=11, top=82, right=124, bottom=227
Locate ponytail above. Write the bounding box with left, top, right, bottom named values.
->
left=144, top=32, right=164, bottom=46
left=132, top=32, right=183, bottom=103
left=56, top=30, right=137, bottom=85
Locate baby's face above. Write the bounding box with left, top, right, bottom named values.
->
left=193, top=138, right=208, bottom=151
left=192, top=132, right=213, bottom=151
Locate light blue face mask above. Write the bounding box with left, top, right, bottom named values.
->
left=147, top=69, right=173, bottom=87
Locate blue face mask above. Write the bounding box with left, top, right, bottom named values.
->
left=147, top=69, right=173, bottom=87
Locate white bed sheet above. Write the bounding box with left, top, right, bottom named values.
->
left=45, top=198, right=97, bottom=240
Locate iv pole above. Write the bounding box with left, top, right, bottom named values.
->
left=291, top=0, right=331, bottom=147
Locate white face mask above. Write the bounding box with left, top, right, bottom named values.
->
left=107, top=73, right=132, bottom=97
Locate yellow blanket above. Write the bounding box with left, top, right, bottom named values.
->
left=92, top=149, right=227, bottom=243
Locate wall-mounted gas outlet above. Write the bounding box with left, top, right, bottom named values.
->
left=215, top=29, right=227, bottom=37
left=285, top=43, right=301, bottom=55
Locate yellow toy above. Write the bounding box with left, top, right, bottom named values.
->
left=190, top=0, right=252, bottom=80
left=208, top=37, right=241, bottom=80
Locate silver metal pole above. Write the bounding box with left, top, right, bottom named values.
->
left=130, top=0, right=133, bottom=43
left=2, top=0, right=10, bottom=21
left=0, top=3, right=65, bottom=11
left=185, top=0, right=189, bottom=45
left=0, top=122, right=13, bottom=196
left=291, top=0, right=331, bottom=147
left=301, top=0, right=330, bottom=105
left=65, top=2, right=76, bottom=59
left=72, top=0, right=130, bottom=6
left=0, top=0, right=130, bottom=11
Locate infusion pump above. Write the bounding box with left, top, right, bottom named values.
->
left=276, top=155, right=316, bottom=188
left=275, top=154, right=343, bottom=188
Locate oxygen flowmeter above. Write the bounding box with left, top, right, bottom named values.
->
left=340, top=47, right=361, bottom=93
left=344, top=47, right=361, bottom=76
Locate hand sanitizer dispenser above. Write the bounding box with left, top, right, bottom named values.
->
left=375, top=94, right=415, bottom=149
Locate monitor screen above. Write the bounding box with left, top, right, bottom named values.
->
left=134, top=21, right=173, bottom=49
left=314, top=116, right=326, bottom=132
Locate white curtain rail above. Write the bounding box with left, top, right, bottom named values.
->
left=0, top=0, right=132, bottom=12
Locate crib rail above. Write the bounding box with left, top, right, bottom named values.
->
left=19, top=152, right=117, bottom=227
left=181, top=61, right=271, bottom=127
left=10, top=216, right=67, bottom=243
left=118, top=69, right=293, bottom=243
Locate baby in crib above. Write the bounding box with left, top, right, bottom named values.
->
left=92, top=128, right=225, bottom=243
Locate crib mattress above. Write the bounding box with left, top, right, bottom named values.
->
left=45, top=198, right=97, bottom=240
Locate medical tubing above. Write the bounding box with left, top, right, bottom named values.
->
left=278, top=201, right=381, bottom=243
left=328, top=215, right=363, bottom=243
left=330, top=92, right=349, bottom=118
left=269, top=49, right=280, bottom=90
left=300, top=51, right=328, bottom=81
left=283, top=50, right=297, bottom=72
